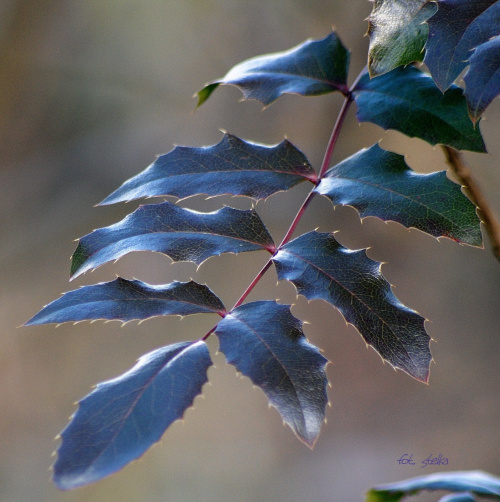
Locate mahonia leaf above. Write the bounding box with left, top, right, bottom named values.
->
left=367, top=0, right=437, bottom=77
left=70, top=201, right=274, bottom=279
left=424, top=0, right=500, bottom=93
left=215, top=301, right=328, bottom=447
left=272, top=231, right=431, bottom=382
left=352, top=65, right=486, bottom=152
left=314, top=143, right=482, bottom=246
left=464, top=36, right=500, bottom=122
left=197, top=31, right=350, bottom=107
left=100, top=134, right=316, bottom=205
left=53, top=341, right=212, bottom=490
left=25, top=279, right=225, bottom=325
left=366, top=470, right=500, bottom=502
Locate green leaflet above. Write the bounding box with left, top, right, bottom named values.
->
left=315, top=144, right=482, bottom=247
left=353, top=66, right=486, bottom=152
left=367, top=0, right=437, bottom=77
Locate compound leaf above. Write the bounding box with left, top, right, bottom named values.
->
left=424, top=0, right=500, bottom=92
left=367, top=0, right=437, bottom=77
left=314, top=143, right=482, bottom=246
left=70, top=201, right=274, bottom=279
left=353, top=65, right=486, bottom=152
left=197, top=31, right=350, bottom=107
left=25, top=279, right=225, bottom=325
left=273, top=231, right=431, bottom=382
left=100, top=134, right=316, bottom=205
left=53, top=341, right=212, bottom=490
left=215, top=301, right=328, bottom=447
left=366, top=470, right=500, bottom=502
left=464, top=36, right=500, bottom=122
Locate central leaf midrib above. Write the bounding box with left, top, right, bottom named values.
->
left=229, top=314, right=307, bottom=428
left=226, top=68, right=345, bottom=90
left=321, top=173, right=459, bottom=228
left=279, top=248, right=415, bottom=367
left=87, top=229, right=270, bottom=259
left=75, top=344, right=196, bottom=474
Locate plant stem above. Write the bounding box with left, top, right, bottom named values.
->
left=231, top=260, right=274, bottom=310
left=201, top=66, right=368, bottom=338
left=442, top=145, right=500, bottom=262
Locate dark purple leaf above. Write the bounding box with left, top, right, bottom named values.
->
left=100, top=134, right=316, bottom=205
left=273, top=232, right=431, bottom=382
left=424, top=0, right=500, bottom=92
left=71, top=201, right=274, bottom=279
left=25, top=279, right=225, bottom=325
left=197, top=31, right=350, bottom=107
left=53, top=341, right=212, bottom=490
left=353, top=66, right=486, bottom=152
left=464, top=36, right=500, bottom=122
left=215, top=301, right=328, bottom=447
left=315, top=143, right=482, bottom=246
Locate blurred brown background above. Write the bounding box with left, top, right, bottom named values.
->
left=1, top=2, right=499, bottom=501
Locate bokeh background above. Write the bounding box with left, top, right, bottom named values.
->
left=1, top=2, right=499, bottom=501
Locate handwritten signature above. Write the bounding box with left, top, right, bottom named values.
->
left=398, top=453, right=449, bottom=467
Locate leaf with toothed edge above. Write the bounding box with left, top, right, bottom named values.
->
left=272, top=231, right=431, bottom=382
left=70, top=201, right=274, bottom=279
left=197, top=31, right=350, bottom=107
left=424, top=0, right=500, bottom=93
left=352, top=65, right=487, bottom=153
left=100, top=133, right=316, bottom=205
left=314, top=143, right=482, bottom=247
left=24, top=279, right=225, bottom=325
left=464, top=36, right=500, bottom=122
left=367, top=0, right=438, bottom=77
left=53, top=341, right=212, bottom=490
left=215, top=301, right=329, bottom=447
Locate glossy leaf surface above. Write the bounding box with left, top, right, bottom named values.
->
left=464, top=36, right=500, bottom=122
left=25, top=279, right=225, bottom=325
left=71, top=201, right=274, bottom=279
left=353, top=66, right=486, bottom=152
left=315, top=143, right=482, bottom=246
left=273, top=232, right=431, bottom=382
left=367, top=0, right=437, bottom=76
left=215, top=301, right=328, bottom=447
left=101, top=134, right=316, bottom=204
left=197, top=31, right=350, bottom=107
left=366, top=470, right=500, bottom=502
left=424, top=0, right=500, bottom=92
left=54, top=341, right=212, bottom=490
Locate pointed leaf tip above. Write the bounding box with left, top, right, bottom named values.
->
left=100, top=133, right=315, bottom=205
left=424, top=0, right=500, bottom=93
left=273, top=231, right=431, bottom=382
left=464, top=36, right=500, bottom=122
left=315, top=143, right=482, bottom=247
left=25, top=279, right=225, bottom=325
left=215, top=301, right=329, bottom=446
left=197, top=31, right=350, bottom=106
left=70, top=201, right=274, bottom=279
left=53, top=341, right=212, bottom=489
